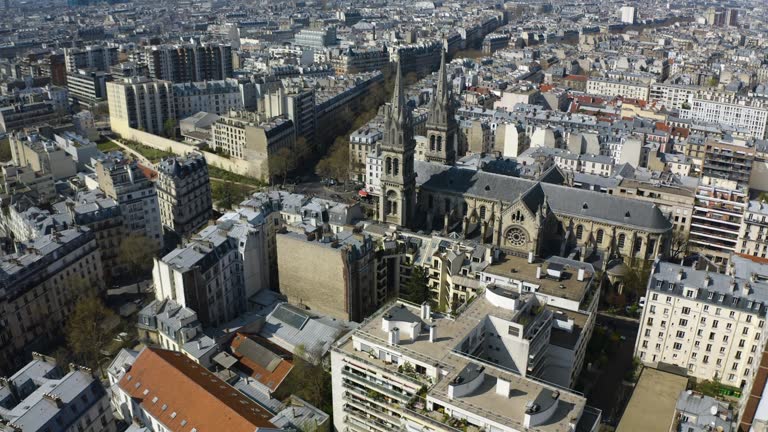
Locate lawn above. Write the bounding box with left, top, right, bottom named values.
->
left=118, top=139, right=174, bottom=163
left=97, top=140, right=121, bottom=152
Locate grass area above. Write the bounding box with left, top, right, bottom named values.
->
left=116, top=139, right=174, bottom=163
left=208, top=166, right=266, bottom=187
left=692, top=379, right=742, bottom=399
left=97, top=140, right=121, bottom=152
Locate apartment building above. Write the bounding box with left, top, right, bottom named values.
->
left=738, top=200, right=768, bottom=259
left=635, top=255, right=768, bottom=390
left=95, top=154, right=163, bottom=248
left=64, top=44, right=118, bottom=73
left=10, top=132, right=77, bottom=180
left=331, top=290, right=601, bottom=432
left=210, top=111, right=295, bottom=181
left=146, top=43, right=233, bottom=83
left=111, top=348, right=281, bottom=432
left=156, top=153, right=212, bottom=240
left=277, top=229, right=377, bottom=322
left=106, top=77, right=176, bottom=136
left=586, top=77, right=650, bottom=101
left=66, top=69, right=111, bottom=106
left=0, top=228, right=102, bottom=375
left=649, top=83, right=698, bottom=111
left=173, top=78, right=244, bottom=118
left=681, top=94, right=768, bottom=140
left=330, top=47, right=390, bottom=75
left=0, top=355, right=116, bottom=432
left=63, top=189, right=124, bottom=280
left=153, top=216, right=271, bottom=326
left=688, top=139, right=754, bottom=265
left=613, top=177, right=696, bottom=236
left=294, top=27, right=337, bottom=49
left=0, top=102, right=59, bottom=133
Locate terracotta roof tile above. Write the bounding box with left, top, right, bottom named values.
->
left=230, top=333, right=294, bottom=392
left=118, top=348, right=277, bottom=432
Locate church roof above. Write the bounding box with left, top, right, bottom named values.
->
left=415, top=161, right=672, bottom=232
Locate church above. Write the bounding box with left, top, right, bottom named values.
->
left=377, top=54, right=672, bottom=267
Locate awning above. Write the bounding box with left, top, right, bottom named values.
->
left=358, top=189, right=369, bottom=197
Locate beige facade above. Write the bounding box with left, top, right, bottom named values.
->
left=586, top=78, right=650, bottom=101
left=276, top=231, right=378, bottom=322
left=635, top=256, right=767, bottom=389
left=107, top=78, right=175, bottom=136
left=210, top=111, right=295, bottom=181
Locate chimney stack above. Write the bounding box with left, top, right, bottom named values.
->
left=421, top=302, right=430, bottom=320
left=389, top=328, right=400, bottom=345
left=577, top=268, right=585, bottom=281
left=528, top=251, right=534, bottom=263
left=536, top=265, right=542, bottom=279
left=429, top=324, right=437, bottom=342
left=743, top=282, right=751, bottom=297
left=677, top=268, right=684, bottom=281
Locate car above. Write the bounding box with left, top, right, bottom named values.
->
left=639, top=296, right=646, bottom=308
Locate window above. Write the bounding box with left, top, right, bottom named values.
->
left=682, top=307, right=691, bottom=315
left=596, top=229, right=604, bottom=244
left=676, top=330, right=685, bottom=338
left=679, top=319, right=688, bottom=326
left=673, top=342, right=683, bottom=350
left=617, top=234, right=626, bottom=248
left=652, top=293, right=659, bottom=301
left=685, top=290, right=694, bottom=298
left=576, top=225, right=583, bottom=239
left=713, top=320, right=719, bottom=328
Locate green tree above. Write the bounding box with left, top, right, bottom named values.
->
left=66, top=295, right=117, bottom=377
left=401, top=266, right=430, bottom=304
left=163, top=118, right=177, bottom=139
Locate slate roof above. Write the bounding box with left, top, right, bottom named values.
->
left=415, top=161, right=672, bottom=232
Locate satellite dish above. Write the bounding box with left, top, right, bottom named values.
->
left=710, top=405, right=718, bottom=416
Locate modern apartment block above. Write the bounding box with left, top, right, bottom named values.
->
left=145, top=43, right=233, bottom=83
left=294, top=27, right=337, bottom=49
left=681, top=94, right=768, bottom=139
left=64, top=44, right=119, bottom=73
left=95, top=154, right=163, bottom=248
left=0, top=228, right=102, bottom=375
left=153, top=215, right=271, bottom=326
left=688, top=139, right=754, bottom=265
left=210, top=111, right=295, bottom=181
left=106, top=77, right=176, bottom=136
left=0, top=102, right=59, bottom=133
left=0, top=355, right=116, bottom=432
left=330, top=288, right=601, bottom=432
left=156, top=153, right=212, bottom=240
left=172, top=78, right=244, bottom=118
left=66, top=68, right=111, bottom=106
left=634, top=254, right=768, bottom=389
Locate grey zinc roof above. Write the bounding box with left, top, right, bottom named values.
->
left=650, top=260, right=768, bottom=316
left=260, top=302, right=347, bottom=360
left=415, top=162, right=671, bottom=232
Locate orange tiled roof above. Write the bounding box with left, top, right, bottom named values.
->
left=230, top=333, right=293, bottom=392
left=118, top=348, right=276, bottom=432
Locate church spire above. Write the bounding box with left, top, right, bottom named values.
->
left=392, top=60, right=406, bottom=125
left=435, top=49, right=448, bottom=105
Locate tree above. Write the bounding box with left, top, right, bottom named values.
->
left=401, top=266, right=430, bottom=304
left=119, top=235, right=159, bottom=288
left=269, top=147, right=296, bottom=185
left=289, top=345, right=332, bottom=415
left=66, top=295, right=117, bottom=378
left=669, top=231, right=689, bottom=261
left=163, top=118, right=177, bottom=139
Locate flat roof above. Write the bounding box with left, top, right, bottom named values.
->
left=616, top=368, right=687, bottom=432
left=485, top=255, right=593, bottom=304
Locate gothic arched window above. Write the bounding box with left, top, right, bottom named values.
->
left=430, top=135, right=436, bottom=151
